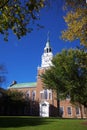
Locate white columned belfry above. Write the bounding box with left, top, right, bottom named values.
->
left=41, top=33, right=53, bottom=68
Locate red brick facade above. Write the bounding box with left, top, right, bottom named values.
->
left=9, top=67, right=86, bottom=118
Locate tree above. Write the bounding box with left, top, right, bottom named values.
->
left=7, top=89, right=23, bottom=101
left=0, top=0, right=45, bottom=41
left=0, top=89, right=25, bottom=115
left=41, top=49, right=87, bottom=117
left=62, top=0, right=87, bottom=47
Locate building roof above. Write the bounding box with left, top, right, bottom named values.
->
left=8, top=82, right=37, bottom=89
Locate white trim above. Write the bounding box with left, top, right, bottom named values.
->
left=39, top=101, right=49, bottom=117
left=75, top=107, right=80, bottom=115
left=40, top=89, right=52, bottom=100
left=67, top=106, right=72, bottom=116
left=48, top=90, right=52, bottom=100
left=60, top=106, right=64, bottom=117
left=32, top=90, right=36, bottom=101
left=25, top=90, right=30, bottom=98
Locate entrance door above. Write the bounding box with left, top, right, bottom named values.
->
left=40, top=101, right=49, bottom=117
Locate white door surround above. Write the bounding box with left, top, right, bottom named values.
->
left=39, top=101, right=49, bottom=117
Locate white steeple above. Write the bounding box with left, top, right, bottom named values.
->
left=41, top=33, right=53, bottom=68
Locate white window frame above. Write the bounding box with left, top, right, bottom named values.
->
left=60, top=106, right=64, bottom=116
left=75, top=107, right=80, bottom=115
left=48, top=90, right=52, bottom=100
left=25, top=90, right=30, bottom=99
left=44, top=89, right=48, bottom=99
left=67, top=106, right=72, bottom=116
left=40, top=90, right=44, bottom=100
left=40, top=91, right=44, bottom=99
left=40, top=89, right=52, bottom=100
left=32, top=90, right=36, bottom=101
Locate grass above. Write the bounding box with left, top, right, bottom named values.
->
left=0, top=116, right=87, bottom=130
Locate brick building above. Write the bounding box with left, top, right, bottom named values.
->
left=8, top=37, right=86, bottom=118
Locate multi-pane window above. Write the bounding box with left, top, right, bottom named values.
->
left=60, top=107, right=64, bottom=116
left=75, top=107, right=80, bottom=115
left=40, top=93, right=44, bottom=99
left=44, top=90, right=48, bottom=99
left=32, top=90, right=36, bottom=101
left=67, top=107, right=72, bottom=115
left=49, top=92, right=52, bottom=100
left=40, top=89, right=52, bottom=100
left=40, top=90, right=47, bottom=100
left=25, top=91, right=30, bottom=100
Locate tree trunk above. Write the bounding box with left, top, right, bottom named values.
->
left=80, top=104, right=83, bottom=119
left=57, top=99, right=60, bottom=117
left=57, top=90, right=60, bottom=117
left=84, top=106, right=87, bottom=118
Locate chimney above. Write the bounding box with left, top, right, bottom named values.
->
left=10, top=80, right=17, bottom=87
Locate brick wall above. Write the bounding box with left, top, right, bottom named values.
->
left=9, top=67, right=86, bottom=118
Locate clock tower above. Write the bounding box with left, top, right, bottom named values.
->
left=41, top=35, right=53, bottom=68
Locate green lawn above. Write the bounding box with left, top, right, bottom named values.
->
left=0, top=116, right=87, bottom=130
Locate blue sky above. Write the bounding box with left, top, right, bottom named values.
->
left=0, top=1, right=80, bottom=89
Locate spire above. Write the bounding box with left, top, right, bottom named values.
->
left=46, top=31, right=50, bottom=48
left=41, top=32, right=53, bottom=68
left=44, top=32, right=52, bottom=53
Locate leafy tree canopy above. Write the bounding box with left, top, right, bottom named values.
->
left=0, top=0, right=45, bottom=41
left=62, top=0, right=87, bottom=47
left=7, top=89, right=23, bottom=101
left=41, top=49, right=87, bottom=107
left=0, top=0, right=87, bottom=46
